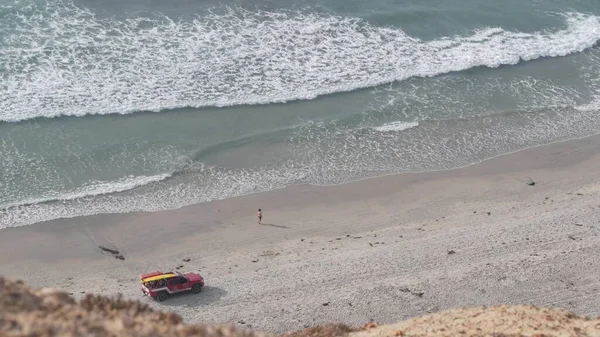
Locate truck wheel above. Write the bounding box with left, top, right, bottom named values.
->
left=192, top=284, right=202, bottom=294
left=157, top=291, right=168, bottom=301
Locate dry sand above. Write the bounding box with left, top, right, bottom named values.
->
left=1, top=135, right=600, bottom=333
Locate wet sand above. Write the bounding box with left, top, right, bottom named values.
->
left=1, top=135, right=600, bottom=333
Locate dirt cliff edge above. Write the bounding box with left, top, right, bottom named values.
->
left=2, top=277, right=600, bottom=337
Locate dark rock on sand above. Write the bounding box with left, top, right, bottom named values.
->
left=399, top=287, right=424, bottom=298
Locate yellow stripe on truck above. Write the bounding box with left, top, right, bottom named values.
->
left=140, top=273, right=176, bottom=283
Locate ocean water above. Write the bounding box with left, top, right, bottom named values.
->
left=1, top=0, right=600, bottom=228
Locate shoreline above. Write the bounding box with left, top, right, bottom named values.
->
left=1, top=133, right=600, bottom=332
left=4, top=129, right=600, bottom=231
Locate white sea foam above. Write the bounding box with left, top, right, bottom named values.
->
left=575, top=100, right=599, bottom=112
left=1, top=1, right=600, bottom=122
left=4, top=100, right=600, bottom=229
left=0, top=173, right=171, bottom=210
left=373, top=121, right=419, bottom=132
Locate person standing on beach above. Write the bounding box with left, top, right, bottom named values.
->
left=257, top=208, right=262, bottom=224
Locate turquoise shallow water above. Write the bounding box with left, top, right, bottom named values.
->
left=1, top=0, right=600, bottom=228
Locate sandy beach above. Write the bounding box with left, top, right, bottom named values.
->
left=2, top=135, right=600, bottom=333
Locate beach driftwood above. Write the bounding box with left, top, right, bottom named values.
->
left=98, top=246, right=119, bottom=255
left=99, top=246, right=125, bottom=260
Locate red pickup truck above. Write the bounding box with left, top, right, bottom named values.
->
left=140, top=271, right=204, bottom=301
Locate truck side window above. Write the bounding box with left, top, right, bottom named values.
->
left=171, top=277, right=186, bottom=285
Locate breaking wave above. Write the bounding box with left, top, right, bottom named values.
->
left=1, top=0, right=600, bottom=122
left=373, top=121, right=419, bottom=132
left=1, top=173, right=171, bottom=210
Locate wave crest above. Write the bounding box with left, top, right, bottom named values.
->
left=373, top=121, right=419, bottom=132
left=1, top=2, right=600, bottom=122
left=1, top=173, right=171, bottom=210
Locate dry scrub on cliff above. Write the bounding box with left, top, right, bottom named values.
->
left=2, top=277, right=600, bottom=337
